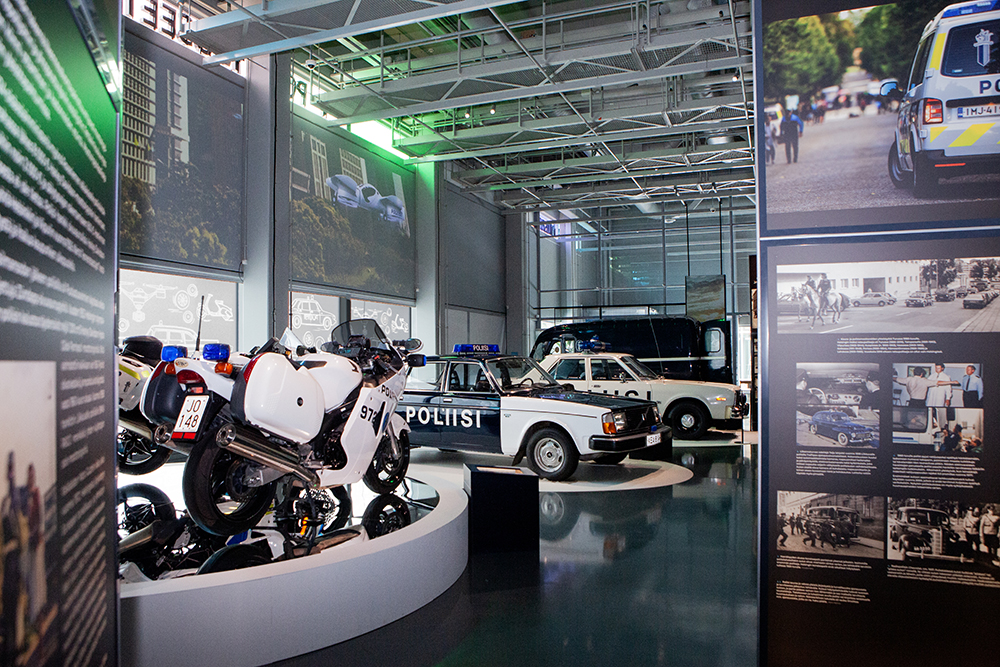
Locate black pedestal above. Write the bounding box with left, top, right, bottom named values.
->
left=463, top=464, right=539, bottom=555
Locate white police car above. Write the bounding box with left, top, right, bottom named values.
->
left=883, top=0, right=1000, bottom=195
left=542, top=347, right=746, bottom=440
left=397, top=345, right=666, bottom=481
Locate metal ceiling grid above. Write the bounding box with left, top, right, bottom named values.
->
left=178, top=0, right=756, bottom=213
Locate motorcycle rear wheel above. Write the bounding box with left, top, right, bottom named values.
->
left=183, top=430, right=276, bottom=536
left=363, top=431, right=410, bottom=494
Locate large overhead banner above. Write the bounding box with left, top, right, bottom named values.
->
left=289, top=111, right=416, bottom=301
left=757, top=0, right=1000, bottom=665
left=0, top=1, right=119, bottom=665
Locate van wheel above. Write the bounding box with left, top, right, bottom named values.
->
left=667, top=401, right=709, bottom=440
left=887, top=140, right=912, bottom=189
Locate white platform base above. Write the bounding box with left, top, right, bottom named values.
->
left=120, top=473, right=468, bottom=667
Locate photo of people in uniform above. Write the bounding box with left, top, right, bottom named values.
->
left=776, top=257, right=1000, bottom=334
left=891, top=363, right=984, bottom=453
left=796, top=363, right=879, bottom=449
left=0, top=362, right=57, bottom=665
left=776, top=492, right=885, bottom=558
left=888, top=499, right=1000, bottom=568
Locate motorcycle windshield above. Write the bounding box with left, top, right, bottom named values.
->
left=278, top=327, right=305, bottom=351
left=329, top=319, right=402, bottom=365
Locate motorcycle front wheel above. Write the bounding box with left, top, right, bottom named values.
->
left=118, top=427, right=171, bottom=476
left=182, top=431, right=276, bottom=536
left=363, top=431, right=410, bottom=494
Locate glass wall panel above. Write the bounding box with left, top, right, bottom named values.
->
left=119, top=269, right=238, bottom=348
left=289, top=291, right=340, bottom=348
left=350, top=299, right=411, bottom=339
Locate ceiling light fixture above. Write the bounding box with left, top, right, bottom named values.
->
left=464, top=110, right=471, bottom=119
left=490, top=105, right=496, bottom=115
left=732, top=71, right=739, bottom=82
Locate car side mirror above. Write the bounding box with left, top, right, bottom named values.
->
left=562, top=383, right=575, bottom=391
left=879, top=81, right=903, bottom=102
left=407, top=354, right=426, bottom=368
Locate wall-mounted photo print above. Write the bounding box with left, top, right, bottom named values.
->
left=777, top=492, right=885, bottom=558
left=761, top=1, right=1000, bottom=234
left=888, top=499, right=1000, bottom=568
left=776, top=256, right=1000, bottom=333
left=796, top=363, right=879, bottom=449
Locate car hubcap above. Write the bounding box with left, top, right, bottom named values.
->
left=535, top=438, right=564, bottom=472
left=680, top=413, right=696, bottom=429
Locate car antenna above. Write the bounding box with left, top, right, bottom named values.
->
left=195, top=295, right=205, bottom=352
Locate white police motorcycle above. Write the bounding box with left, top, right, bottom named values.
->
left=175, top=319, right=422, bottom=536
left=118, top=336, right=173, bottom=475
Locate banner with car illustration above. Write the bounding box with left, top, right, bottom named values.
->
left=757, top=1, right=1000, bottom=664
left=289, top=111, right=417, bottom=300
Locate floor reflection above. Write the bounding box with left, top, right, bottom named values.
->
left=271, top=443, right=759, bottom=667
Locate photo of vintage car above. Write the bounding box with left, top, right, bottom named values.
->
left=905, top=291, right=934, bottom=307
left=808, top=410, right=878, bottom=447
left=851, top=292, right=896, bottom=307
left=804, top=505, right=860, bottom=548
left=888, top=505, right=965, bottom=562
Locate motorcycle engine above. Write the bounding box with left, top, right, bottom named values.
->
left=318, top=425, right=348, bottom=470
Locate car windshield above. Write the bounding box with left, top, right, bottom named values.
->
left=485, top=356, right=561, bottom=391
left=903, top=509, right=947, bottom=526
left=619, top=355, right=659, bottom=379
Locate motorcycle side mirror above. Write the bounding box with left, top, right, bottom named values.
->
left=407, top=353, right=426, bottom=368
left=395, top=338, right=423, bottom=352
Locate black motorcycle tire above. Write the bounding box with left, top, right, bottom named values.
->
left=117, top=483, right=175, bottom=538
left=117, top=427, right=172, bottom=476
left=363, top=431, right=410, bottom=494
left=196, top=540, right=274, bottom=575
left=361, top=494, right=411, bottom=538
left=182, top=430, right=276, bottom=537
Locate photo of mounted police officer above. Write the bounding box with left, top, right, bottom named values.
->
left=761, top=0, right=1000, bottom=231
left=888, top=498, right=1000, bottom=568
left=777, top=492, right=885, bottom=558
left=796, top=363, right=880, bottom=449
left=776, top=256, right=1000, bottom=333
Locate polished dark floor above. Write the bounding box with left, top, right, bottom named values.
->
left=271, top=444, right=758, bottom=667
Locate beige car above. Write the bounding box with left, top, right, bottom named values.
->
left=543, top=351, right=746, bottom=440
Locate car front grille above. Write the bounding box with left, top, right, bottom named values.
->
left=622, top=404, right=657, bottom=432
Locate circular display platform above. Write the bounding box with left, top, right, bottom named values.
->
left=119, top=472, right=467, bottom=667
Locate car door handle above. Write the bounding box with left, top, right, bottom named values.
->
left=593, top=384, right=602, bottom=388
left=442, top=397, right=453, bottom=403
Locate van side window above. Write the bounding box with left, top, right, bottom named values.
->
left=705, top=329, right=723, bottom=354
left=907, top=37, right=932, bottom=90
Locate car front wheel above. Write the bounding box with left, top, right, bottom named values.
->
left=837, top=432, right=849, bottom=446
left=526, top=428, right=579, bottom=481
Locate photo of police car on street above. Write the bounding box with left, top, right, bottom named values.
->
left=396, top=345, right=667, bottom=481
left=795, top=363, right=880, bottom=449
left=888, top=498, right=1000, bottom=567
left=762, top=0, right=1000, bottom=230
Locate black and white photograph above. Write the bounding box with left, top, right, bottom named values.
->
left=796, top=363, right=880, bottom=449
left=776, top=492, right=885, bottom=558
left=761, top=1, right=1000, bottom=233
left=776, top=256, right=1000, bottom=333
left=888, top=499, right=1000, bottom=568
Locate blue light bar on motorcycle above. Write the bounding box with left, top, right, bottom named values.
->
left=202, top=343, right=231, bottom=362
left=942, top=0, right=999, bottom=17
left=454, top=344, right=500, bottom=354
left=161, top=345, right=189, bottom=362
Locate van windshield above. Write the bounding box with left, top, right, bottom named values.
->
left=942, top=20, right=1000, bottom=76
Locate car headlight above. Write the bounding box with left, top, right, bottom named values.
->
left=602, top=411, right=628, bottom=434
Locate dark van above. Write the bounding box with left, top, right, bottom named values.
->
left=529, top=316, right=733, bottom=384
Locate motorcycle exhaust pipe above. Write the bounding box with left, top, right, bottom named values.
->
left=153, top=424, right=192, bottom=456
left=119, top=415, right=153, bottom=441
left=216, top=423, right=320, bottom=488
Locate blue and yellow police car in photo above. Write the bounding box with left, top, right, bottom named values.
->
left=883, top=0, right=1000, bottom=195
left=397, top=344, right=667, bottom=481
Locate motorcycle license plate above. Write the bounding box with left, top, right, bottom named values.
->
left=957, top=103, right=1000, bottom=119
left=646, top=432, right=661, bottom=446
left=173, top=395, right=209, bottom=440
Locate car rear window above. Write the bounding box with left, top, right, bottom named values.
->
left=942, top=20, right=1000, bottom=76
